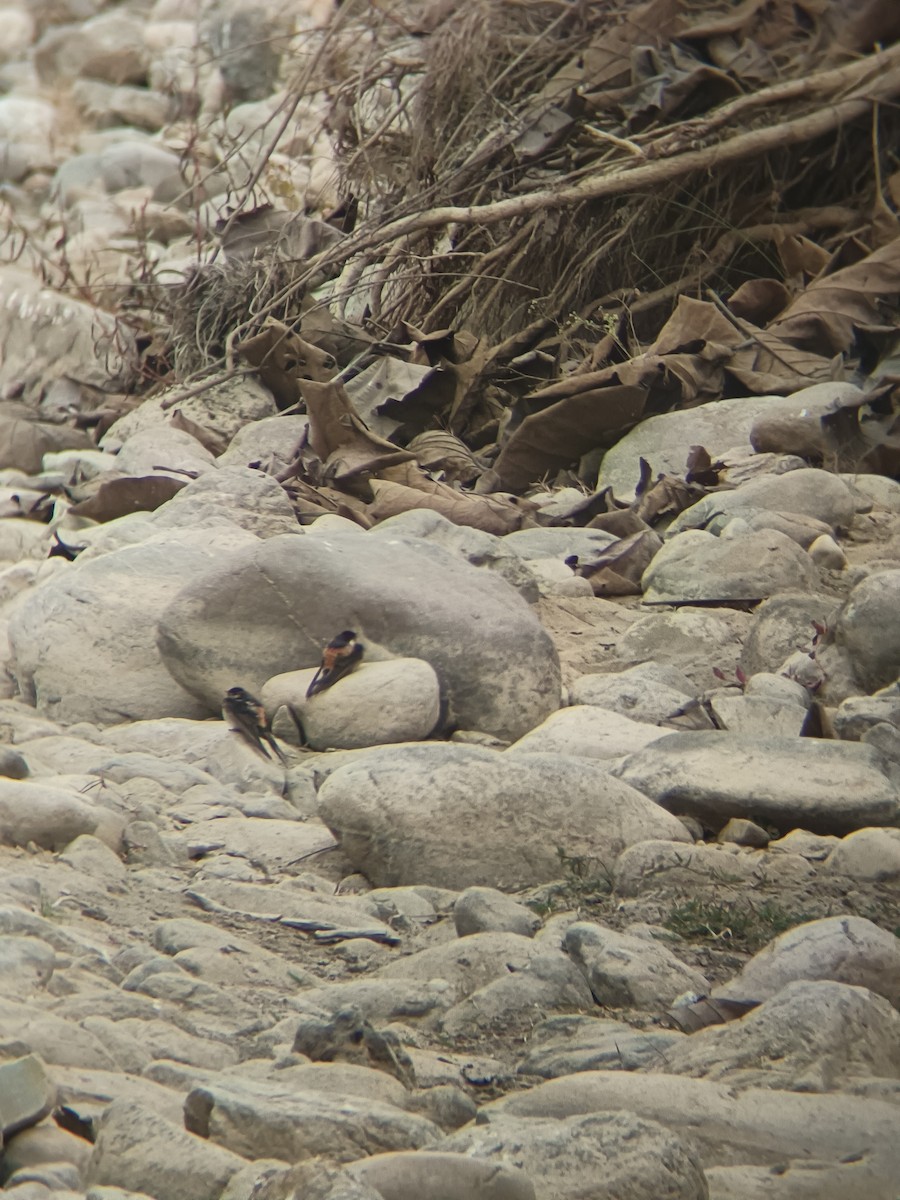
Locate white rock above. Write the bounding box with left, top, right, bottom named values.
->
left=264, top=658, right=441, bottom=750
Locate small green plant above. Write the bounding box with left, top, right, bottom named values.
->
left=555, top=848, right=614, bottom=898
left=664, top=898, right=812, bottom=951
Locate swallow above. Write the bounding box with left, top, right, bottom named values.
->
left=306, top=630, right=364, bottom=698
left=222, top=686, right=286, bottom=764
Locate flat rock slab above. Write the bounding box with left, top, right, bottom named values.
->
left=488, top=1071, right=900, bottom=1188
left=517, top=1015, right=684, bottom=1079
left=157, top=531, right=560, bottom=741
left=317, top=744, right=691, bottom=889
left=615, top=732, right=899, bottom=834
left=184, top=1077, right=439, bottom=1163
left=173, top=817, right=337, bottom=874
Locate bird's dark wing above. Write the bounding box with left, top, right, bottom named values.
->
left=306, top=642, right=363, bottom=698
left=225, top=702, right=273, bottom=760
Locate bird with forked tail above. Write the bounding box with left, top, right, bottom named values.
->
left=306, top=630, right=364, bottom=698
left=222, top=686, right=287, bottom=764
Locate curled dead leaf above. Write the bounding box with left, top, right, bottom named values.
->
left=368, top=478, right=533, bottom=535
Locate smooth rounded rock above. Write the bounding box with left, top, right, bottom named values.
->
left=158, top=532, right=560, bottom=741
left=642, top=529, right=817, bottom=604
left=348, top=1151, right=536, bottom=1200
left=668, top=468, right=864, bottom=535
left=9, top=529, right=257, bottom=724
left=453, top=887, right=540, bottom=939
left=712, top=915, right=900, bottom=1007
left=263, top=659, right=441, bottom=750
left=834, top=569, right=900, bottom=691
left=317, top=744, right=691, bottom=889
left=440, top=1110, right=707, bottom=1200
left=823, top=828, right=900, bottom=883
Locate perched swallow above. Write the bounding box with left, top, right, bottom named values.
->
left=222, top=686, right=286, bottom=764
left=306, top=630, right=364, bottom=698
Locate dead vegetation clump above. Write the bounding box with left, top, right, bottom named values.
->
left=149, top=0, right=900, bottom=530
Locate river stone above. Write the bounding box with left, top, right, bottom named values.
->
left=642, top=529, right=817, bottom=603
left=157, top=532, right=560, bottom=741
left=834, top=569, right=900, bottom=691
left=564, top=921, right=709, bottom=1007
left=347, top=1152, right=537, bottom=1200
left=439, top=1110, right=707, bottom=1200
left=370, top=510, right=540, bottom=601
left=0, top=268, right=133, bottom=400
left=183, top=1077, right=439, bottom=1163
left=506, top=706, right=668, bottom=760
left=317, top=744, right=691, bottom=889
left=0, top=1055, right=55, bottom=1138
left=487, top=1071, right=900, bottom=1188
left=615, top=732, right=899, bottom=834
left=516, top=1015, right=684, bottom=1079
left=655, top=979, right=900, bottom=1090
left=263, top=659, right=441, bottom=750
left=0, top=779, right=120, bottom=850
left=568, top=662, right=695, bottom=723
left=712, top=915, right=900, bottom=1008
left=9, top=529, right=258, bottom=724
left=453, top=887, right=540, bottom=938
left=824, top=827, right=900, bottom=883
left=615, top=607, right=752, bottom=691
left=86, top=1100, right=247, bottom=1200
left=596, top=394, right=790, bottom=500
left=668, top=468, right=864, bottom=535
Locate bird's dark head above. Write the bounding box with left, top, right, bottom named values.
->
left=225, top=686, right=246, bottom=699
left=336, top=630, right=357, bottom=644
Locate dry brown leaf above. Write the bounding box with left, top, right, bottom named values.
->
left=726, top=328, right=838, bottom=394
left=549, top=0, right=682, bottom=97
left=572, top=529, right=663, bottom=596
left=650, top=295, right=741, bottom=353
left=67, top=475, right=186, bottom=521
left=768, top=234, right=900, bottom=355
left=659, top=994, right=759, bottom=1034
left=776, top=233, right=830, bottom=280
left=169, top=410, right=229, bottom=457
left=236, top=323, right=337, bottom=409
left=493, top=377, right=650, bottom=493
left=300, top=377, right=419, bottom=487
left=368, top=478, right=531, bottom=535
left=727, top=278, right=790, bottom=324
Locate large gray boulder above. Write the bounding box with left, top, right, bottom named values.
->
left=157, top=532, right=560, bottom=740
left=317, top=744, right=690, bottom=889
left=9, top=529, right=257, bottom=724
